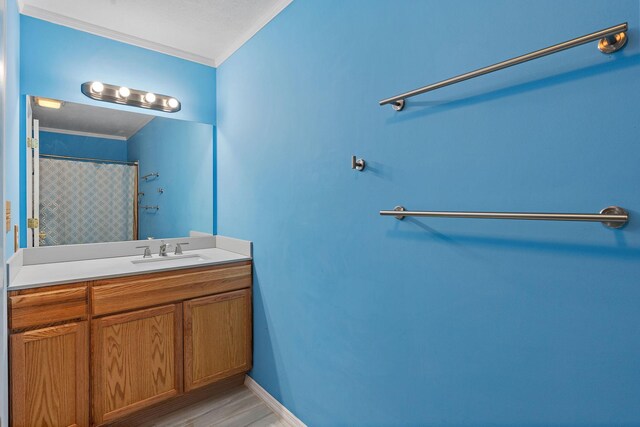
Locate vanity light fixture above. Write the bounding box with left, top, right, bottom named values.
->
left=81, top=81, right=181, bottom=113
left=35, top=97, right=63, bottom=109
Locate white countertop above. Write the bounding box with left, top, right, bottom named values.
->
left=7, top=235, right=252, bottom=290
left=9, top=248, right=250, bottom=290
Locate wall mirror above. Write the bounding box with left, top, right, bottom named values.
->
left=23, top=95, right=213, bottom=247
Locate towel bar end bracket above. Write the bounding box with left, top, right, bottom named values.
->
left=600, top=206, right=628, bottom=228
left=393, top=205, right=407, bottom=220
left=598, top=31, right=627, bottom=53
left=391, top=100, right=405, bottom=111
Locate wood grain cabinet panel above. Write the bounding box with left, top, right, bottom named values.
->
left=10, top=322, right=89, bottom=427
left=91, top=304, right=183, bottom=425
left=9, top=285, right=87, bottom=330
left=184, top=289, right=252, bottom=391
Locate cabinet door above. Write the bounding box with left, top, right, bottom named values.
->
left=10, top=322, right=89, bottom=427
left=92, top=304, right=182, bottom=424
left=184, top=289, right=252, bottom=391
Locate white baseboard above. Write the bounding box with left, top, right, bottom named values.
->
left=244, top=375, right=306, bottom=427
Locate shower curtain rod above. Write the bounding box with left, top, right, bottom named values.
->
left=40, top=154, right=139, bottom=166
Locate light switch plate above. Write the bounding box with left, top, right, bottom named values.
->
left=5, top=200, right=10, bottom=232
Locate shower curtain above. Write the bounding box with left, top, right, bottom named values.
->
left=39, top=158, right=137, bottom=246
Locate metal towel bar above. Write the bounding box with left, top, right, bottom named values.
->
left=141, top=172, right=159, bottom=181
left=380, top=206, right=629, bottom=229
left=379, top=23, right=628, bottom=111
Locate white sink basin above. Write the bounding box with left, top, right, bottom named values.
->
left=131, top=253, right=210, bottom=266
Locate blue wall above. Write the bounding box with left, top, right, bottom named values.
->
left=39, top=131, right=128, bottom=161
left=2, top=0, right=21, bottom=423
left=18, top=16, right=216, bottom=247
left=128, top=117, right=214, bottom=239
left=4, top=0, right=20, bottom=258
left=20, top=16, right=216, bottom=125
left=217, top=1, right=640, bottom=425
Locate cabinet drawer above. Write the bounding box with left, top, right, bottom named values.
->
left=92, top=262, right=252, bottom=316
left=9, top=285, right=88, bottom=330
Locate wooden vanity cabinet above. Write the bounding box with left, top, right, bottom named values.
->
left=184, top=288, right=252, bottom=391
left=8, top=261, right=252, bottom=427
left=10, top=322, right=89, bottom=427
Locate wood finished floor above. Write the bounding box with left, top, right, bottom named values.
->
left=137, top=385, right=291, bottom=427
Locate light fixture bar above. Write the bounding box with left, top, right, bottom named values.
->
left=81, top=82, right=181, bottom=113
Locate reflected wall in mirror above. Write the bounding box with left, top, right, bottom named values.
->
left=25, top=96, right=213, bottom=247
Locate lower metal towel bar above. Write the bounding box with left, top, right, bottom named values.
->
left=380, top=206, right=628, bottom=229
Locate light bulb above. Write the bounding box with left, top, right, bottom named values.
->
left=90, top=81, right=104, bottom=93
left=144, top=92, right=156, bottom=103
left=118, top=87, right=130, bottom=98
left=167, top=98, right=179, bottom=109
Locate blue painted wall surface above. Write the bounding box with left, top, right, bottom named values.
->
left=0, top=3, right=6, bottom=426
left=39, top=131, right=128, bottom=161
left=217, top=1, right=640, bottom=425
left=4, top=0, right=20, bottom=259
left=19, top=16, right=216, bottom=247
left=128, top=117, right=214, bottom=239
left=2, top=0, right=21, bottom=423
left=20, top=16, right=216, bottom=125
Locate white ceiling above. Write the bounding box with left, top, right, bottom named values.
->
left=32, top=97, right=155, bottom=140
left=18, top=0, right=293, bottom=66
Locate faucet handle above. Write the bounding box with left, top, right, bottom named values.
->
left=136, top=245, right=152, bottom=258
left=175, top=242, right=189, bottom=255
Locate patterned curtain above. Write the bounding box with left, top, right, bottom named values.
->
left=39, top=158, right=136, bottom=246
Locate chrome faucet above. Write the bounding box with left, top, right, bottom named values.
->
left=159, top=240, right=172, bottom=256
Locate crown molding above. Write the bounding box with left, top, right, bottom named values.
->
left=18, top=1, right=217, bottom=67
left=19, top=0, right=294, bottom=68
left=216, top=0, right=293, bottom=66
